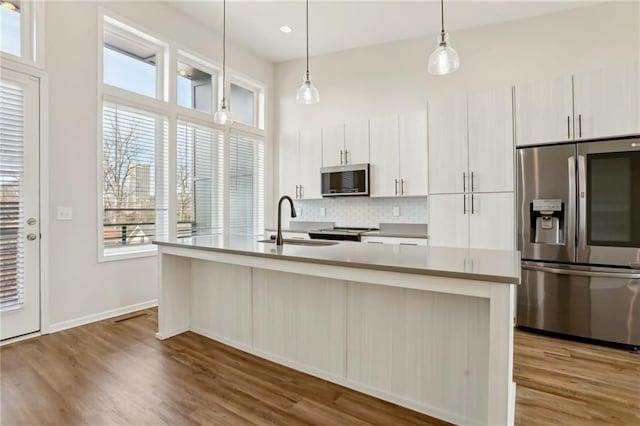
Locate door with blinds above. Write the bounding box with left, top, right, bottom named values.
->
left=0, top=68, right=40, bottom=340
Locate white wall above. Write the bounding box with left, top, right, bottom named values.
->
left=275, top=1, right=639, bottom=133
left=44, top=1, right=274, bottom=328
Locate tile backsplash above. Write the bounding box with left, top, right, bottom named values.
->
left=288, top=197, right=428, bottom=228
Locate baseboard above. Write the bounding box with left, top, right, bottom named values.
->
left=47, top=299, right=158, bottom=334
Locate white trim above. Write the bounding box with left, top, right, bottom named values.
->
left=47, top=299, right=158, bottom=334
left=0, top=0, right=44, bottom=68
left=0, top=331, right=42, bottom=347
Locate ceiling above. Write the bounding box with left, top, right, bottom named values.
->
left=171, top=1, right=596, bottom=63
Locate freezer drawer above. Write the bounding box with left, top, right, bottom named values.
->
left=517, top=262, right=640, bottom=347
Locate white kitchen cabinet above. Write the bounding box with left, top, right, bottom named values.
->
left=279, top=129, right=322, bottom=200
left=361, top=236, right=428, bottom=246
left=322, top=120, right=370, bottom=167
left=398, top=109, right=428, bottom=196
left=428, top=194, right=468, bottom=249
left=428, top=193, right=514, bottom=250
left=299, top=129, right=322, bottom=199
left=279, top=130, right=299, bottom=197
left=468, top=192, right=514, bottom=251
left=427, top=96, right=468, bottom=194
left=468, top=88, right=514, bottom=193
left=369, top=113, right=400, bottom=197
left=573, top=62, right=640, bottom=140
left=321, top=124, right=345, bottom=167
left=514, top=75, right=574, bottom=146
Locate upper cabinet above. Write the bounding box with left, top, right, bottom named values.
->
left=515, top=62, right=639, bottom=146
left=468, top=88, right=514, bottom=193
left=369, top=110, right=428, bottom=197
left=429, top=89, right=513, bottom=194
left=428, top=95, right=468, bottom=194
left=278, top=129, right=322, bottom=200
left=573, top=62, right=639, bottom=140
left=321, top=119, right=370, bottom=167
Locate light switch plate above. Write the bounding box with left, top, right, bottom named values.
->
left=320, top=207, right=326, bottom=217
left=56, top=206, right=73, bottom=221
left=392, top=206, right=400, bottom=217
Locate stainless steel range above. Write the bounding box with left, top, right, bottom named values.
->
left=516, top=135, right=640, bottom=348
left=308, top=227, right=378, bottom=242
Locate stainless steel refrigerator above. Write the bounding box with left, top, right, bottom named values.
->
left=516, top=136, right=640, bottom=348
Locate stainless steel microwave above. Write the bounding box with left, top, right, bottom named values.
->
left=321, top=163, right=370, bottom=197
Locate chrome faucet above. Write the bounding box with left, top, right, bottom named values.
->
left=276, top=195, right=297, bottom=246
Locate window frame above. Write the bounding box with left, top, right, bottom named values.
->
left=228, top=77, right=264, bottom=130
left=0, top=0, right=45, bottom=68
left=97, top=8, right=268, bottom=262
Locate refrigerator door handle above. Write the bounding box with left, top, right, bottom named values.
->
left=577, top=154, right=587, bottom=255
left=522, top=263, right=640, bottom=279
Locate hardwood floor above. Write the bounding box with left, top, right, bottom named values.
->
left=1, top=308, right=638, bottom=425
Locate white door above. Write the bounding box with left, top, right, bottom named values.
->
left=279, top=130, right=299, bottom=198
left=398, top=109, right=428, bottom=196
left=427, top=95, right=468, bottom=194
left=321, top=124, right=344, bottom=167
left=299, top=128, right=322, bottom=199
left=573, top=62, right=640, bottom=140
left=344, top=119, right=369, bottom=165
left=514, top=75, right=574, bottom=146
left=428, top=194, right=468, bottom=248
left=1, top=69, right=41, bottom=340
left=468, top=88, right=514, bottom=193
left=369, top=114, right=399, bottom=197
left=468, top=193, right=514, bottom=251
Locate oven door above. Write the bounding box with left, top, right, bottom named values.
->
left=577, top=137, right=640, bottom=267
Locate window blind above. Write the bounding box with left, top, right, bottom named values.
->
left=0, top=80, right=24, bottom=308
left=176, top=120, right=223, bottom=237
left=102, top=102, right=168, bottom=251
left=229, top=131, right=264, bottom=235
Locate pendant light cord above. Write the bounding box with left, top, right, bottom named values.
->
left=222, top=0, right=227, bottom=103
left=306, top=0, right=309, bottom=75
left=440, top=0, right=445, bottom=34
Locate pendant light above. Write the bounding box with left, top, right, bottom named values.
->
left=296, top=0, right=320, bottom=104
left=214, top=0, right=233, bottom=124
left=428, top=0, right=460, bottom=76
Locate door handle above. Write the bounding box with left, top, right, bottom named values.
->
left=522, top=263, right=640, bottom=279
left=401, top=178, right=405, bottom=195
left=463, top=172, right=466, bottom=192
left=394, top=178, right=399, bottom=196
left=471, top=194, right=475, bottom=214
left=300, top=185, right=304, bottom=198
left=340, top=149, right=344, bottom=164
left=295, top=185, right=299, bottom=199
left=345, top=149, right=349, bottom=164
left=463, top=194, right=467, bottom=214
left=578, top=114, right=582, bottom=138
left=27, top=233, right=38, bottom=241
left=470, top=171, right=475, bottom=192
left=567, top=116, right=571, bottom=139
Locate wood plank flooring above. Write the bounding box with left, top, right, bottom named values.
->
left=1, top=308, right=638, bottom=425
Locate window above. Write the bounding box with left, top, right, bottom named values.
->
left=103, top=24, right=161, bottom=98
left=229, top=132, right=264, bottom=235
left=176, top=121, right=223, bottom=237
left=230, top=83, right=256, bottom=127
left=177, top=62, right=214, bottom=113
left=0, top=1, right=20, bottom=56
left=102, top=103, right=168, bottom=254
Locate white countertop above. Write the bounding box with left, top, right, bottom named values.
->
left=155, top=234, right=520, bottom=284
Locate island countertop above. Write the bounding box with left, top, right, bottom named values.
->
left=154, top=234, right=520, bottom=284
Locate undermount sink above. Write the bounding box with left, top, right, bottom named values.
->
left=257, top=239, right=338, bottom=247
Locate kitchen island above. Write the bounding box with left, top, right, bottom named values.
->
left=154, top=235, right=520, bottom=426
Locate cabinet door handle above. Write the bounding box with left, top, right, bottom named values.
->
left=345, top=149, right=349, bottom=164
left=340, top=149, right=344, bottom=164
left=471, top=194, right=475, bottom=215
left=300, top=185, right=304, bottom=198
left=395, top=178, right=399, bottom=196
left=567, top=116, right=571, bottom=139
left=401, top=178, right=406, bottom=195
left=578, top=114, right=582, bottom=138
left=471, top=172, right=475, bottom=192
left=463, top=172, right=466, bottom=192
left=463, top=194, right=467, bottom=214
left=295, top=185, right=299, bottom=199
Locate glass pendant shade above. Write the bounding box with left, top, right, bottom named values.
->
left=296, top=72, right=320, bottom=105
left=428, top=32, right=460, bottom=76
left=214, top=101, right=233, bottom=125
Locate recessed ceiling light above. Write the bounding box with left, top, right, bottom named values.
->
left=179, top=70, right=188, bottom=77
left=280, top=25, right=292, bottom=34
left=1, top=1, right=18, bottom=11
